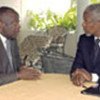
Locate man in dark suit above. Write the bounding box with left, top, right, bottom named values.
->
left=70, top=4, right=100, bottom=86
left=0, top=7, right=41, bottom=85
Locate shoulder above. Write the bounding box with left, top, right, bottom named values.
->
left=11, top=38, right=17, bottom=43
left=77, top=34, right=94, bottom=47
left=10, top=39, right=18, bottom=47
left=79, top=34, right=94, bottom=41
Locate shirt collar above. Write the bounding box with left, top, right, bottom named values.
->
left=94, top=36, right=100, bottom=40
left=0, top=33, right=7, bottom=44
left=94, top=36, right=100, bottom=47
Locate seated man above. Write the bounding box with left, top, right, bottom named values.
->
left=0, top=6, right=41, bottom=85
left=70, top=4, right=100, bottom=86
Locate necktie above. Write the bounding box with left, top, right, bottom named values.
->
left=94, top=39, right=100, bottom=64
left=6, top=39, right=14, bottom=70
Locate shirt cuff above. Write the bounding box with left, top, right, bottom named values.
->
left=91, top=73, right=99, bottom=82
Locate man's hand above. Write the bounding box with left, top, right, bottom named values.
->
left=17, top=66, right=42, bottom=80
left=71, top=68, right=92, bottom=86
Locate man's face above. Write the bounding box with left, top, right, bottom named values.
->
left=82, top=13, right=100, bottom=36
left=1, top=11, right=20, bottom=39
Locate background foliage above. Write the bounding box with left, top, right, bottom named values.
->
left=27, top=0, right=77, bottom=32
left=90, top=0, right=100, bottom=3
left=26, top=0, right=99, bottom=33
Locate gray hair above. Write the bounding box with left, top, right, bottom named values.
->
left=84, top=4, right=100, bottom=22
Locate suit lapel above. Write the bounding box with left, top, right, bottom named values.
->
left=88, top=36, right=95, bottom=66
left=0, top=38, right=11, bottom=73
left=10, top=40, right=15, bottom=70
left=84, top=36, right=95, bottom=67
left=10, top=39, right=18, bottom=71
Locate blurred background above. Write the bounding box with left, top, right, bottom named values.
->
left=0, top=0, right=99, bottom=67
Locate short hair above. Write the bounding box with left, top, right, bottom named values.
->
left=0, top=6, right=19, bottom=17
left=84, top=4, right=100, bottom=22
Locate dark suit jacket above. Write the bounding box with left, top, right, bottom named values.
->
left=70, top=34, right=100, bottom=76
left=0, top=38, right=21, bottom=85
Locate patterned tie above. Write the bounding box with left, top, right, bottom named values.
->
left=94, top=39, right=100, bottom=64
left=6, top=39, right=14, bottom=70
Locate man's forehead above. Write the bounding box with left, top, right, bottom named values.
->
left=0, top=11, right=19, bottom=22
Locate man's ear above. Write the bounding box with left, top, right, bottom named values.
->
left=0, top=21, right=4, bottom=32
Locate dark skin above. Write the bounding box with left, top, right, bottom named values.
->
left=0, top=10, right=42, bottom=80
left=71, top=68, right=92, bottom=86
left=71, top=11, right=100, bottom=86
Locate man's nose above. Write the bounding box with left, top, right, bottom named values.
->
left=82, top=22, right=86, bottom=27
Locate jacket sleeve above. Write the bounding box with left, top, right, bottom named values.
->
left=70, top=35, right=85, bottom=73
left=0, top=73, right=18, bottom=85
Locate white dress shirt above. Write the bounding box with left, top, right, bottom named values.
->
left=0, top=33, right=7, bottom=50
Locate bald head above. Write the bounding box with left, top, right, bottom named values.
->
left=0, top=6, right=18, bottom=16
left=0, top=7, right=19, bottom=22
